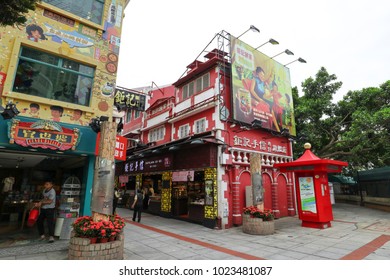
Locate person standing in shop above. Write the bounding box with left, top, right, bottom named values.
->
left=131, top=188, right=144, bottom=222
left=35, top=180, right=56, bottom=243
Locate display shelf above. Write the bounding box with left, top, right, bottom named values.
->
left=56, top=176, right=81, bottom=238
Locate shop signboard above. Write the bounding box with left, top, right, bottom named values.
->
left=124, top=155, right=173, bottom=174
left=94, top=133, right=127, bottom=161
left=114, top=87, right=146, bottom=111
left=8, top=119, right=81, bottom=150
left=232, top=134, right=288, bottom=154
left=114, top=135, right=127, bottom=161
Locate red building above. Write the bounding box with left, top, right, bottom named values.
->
left=116, top=32, right=297, bottom=229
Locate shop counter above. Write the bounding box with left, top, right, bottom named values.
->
left=188, top=203, right=204, bottom=222
left=172, top=198, right=188, bottom=216
left=148, top=197, right=161, bottom=214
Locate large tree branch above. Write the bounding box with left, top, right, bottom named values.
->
left=322, top=147, right=373, bottom=159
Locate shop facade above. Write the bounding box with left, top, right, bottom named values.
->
left=0, top=1, right=129, bottom=235
left=117, top=35, right=299, bottom=229
left=117, top=143, right=219, bottom=228
left=0, top=116, right=97, bottom=235
left=117, top=131, right=296, bottom=229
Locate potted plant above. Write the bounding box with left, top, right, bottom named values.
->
left=242, top=206, right=275, bottom=235
left=110, top=214, right=125, bottom=240
left=71, top=214, right=126, bottom=243
left=72, top=216, right=93, bottom=238
left=243, top=206, right=274, bottom=221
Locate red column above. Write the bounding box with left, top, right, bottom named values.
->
left=271, top=182, right=280, bottom=218
left=286, top=172, right=296, bottom=216
left=270, top=168, right=280, bottom=218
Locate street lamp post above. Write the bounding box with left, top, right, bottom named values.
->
left=255, top=38, right=279, bottom=50
left=271, top=49, right=294, bottom=59
left=284, top=57, right=307, bottom=66
left=236, top=25, right=260, bottom=40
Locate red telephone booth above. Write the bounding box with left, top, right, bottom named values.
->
left=274, top=143, right=348, bottom=229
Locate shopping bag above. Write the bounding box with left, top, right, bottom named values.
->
left=27, top=207, right=39, bottom=227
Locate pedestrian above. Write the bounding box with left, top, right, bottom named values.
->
left=35, top=180, right=56, bottom=243
left=113, top=186, right=121, bottom=215
left=131, top=188, right=144, bottom=222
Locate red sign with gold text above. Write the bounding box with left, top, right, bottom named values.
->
left=95, top=133, right=127, bottom=161
left=114, top=135, right=127, bottom=161
left=9, top=119, right=81, bottom=151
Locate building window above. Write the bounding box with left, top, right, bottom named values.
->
left=43, top=0, right=105, bottom=25
left=149, top=126, right=165, bottom=142
left=195, top=118, right=206, bottom=134
left=134, top=110, right=141, bottom=119
left=125, top=110, right=132, bottom=123
left=182, top=73, right=210, bottom=100
left=13, top=47, right=94, bottom=106
left=179, top=124, right=190, bottom=138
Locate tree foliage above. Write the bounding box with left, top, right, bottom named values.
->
left=293, top=67, right=390, bottom=174
left=0, top=0, right=41, bottom=27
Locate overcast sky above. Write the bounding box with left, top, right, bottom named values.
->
left=116, top=0, right=390, bottom=101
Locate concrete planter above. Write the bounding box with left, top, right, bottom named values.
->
left=242, top=214, right=274, bottom=235
left=68, top=232, right=124, bottom=260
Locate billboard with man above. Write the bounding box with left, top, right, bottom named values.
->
left=230, top=36, right=296, bottom=136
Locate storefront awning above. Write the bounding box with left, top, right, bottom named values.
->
left=328, top=174, right=356, bottom=185
left=357, top=167, right=390, bottom=181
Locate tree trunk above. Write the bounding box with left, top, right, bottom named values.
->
left=250, top=153, right=264, bottom=211
left=91, top=121, right=117, bottom=221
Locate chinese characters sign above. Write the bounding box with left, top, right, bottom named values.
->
left=233, top=135, right=287, bottom=154
left=115, top=135, right=127, bottom=161
left=114, top=88, right=146, bottom=111
left=95, top=133, right=128, bottom=161
left=124, top=155, right=172, bottom=174
left=8, top=119, right=81, bottom=151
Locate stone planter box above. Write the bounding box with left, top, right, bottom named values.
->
left=68, top=232, right=124, bottom=260
left=242, top=214, right=274, bottom=235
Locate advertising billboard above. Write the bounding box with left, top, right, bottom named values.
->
left=231, top=36, right=296, bottom=136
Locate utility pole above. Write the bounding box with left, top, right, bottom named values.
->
left=91, top=120, right=117, bottom=221
left=250, top=152, right=264, bottom=210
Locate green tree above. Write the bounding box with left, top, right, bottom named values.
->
left=338, top=81, right=390, bottom=170
left=0, top=0, right=41, bottom=27
left=293, top=67, right=343, bottom=158
left=293, top=67, right=390, bottom=173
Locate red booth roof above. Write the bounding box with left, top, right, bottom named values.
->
left=274, top=143, right=348, bottom=173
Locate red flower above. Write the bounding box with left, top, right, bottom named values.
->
left=243, top=206, right=274, bottom=221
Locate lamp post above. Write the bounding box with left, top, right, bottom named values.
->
left=271, top=49, right=294, bottom=59
left=284, top=57, right=307, bottom=66
left=255, top=38, right=279, bottom=50
left=236, top=25, right=260, bottom=40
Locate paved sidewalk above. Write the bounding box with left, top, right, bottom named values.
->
left=1, top=203, right=390, bottom=260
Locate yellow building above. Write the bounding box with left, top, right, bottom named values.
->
left=0, top=0, right=129, bottom=229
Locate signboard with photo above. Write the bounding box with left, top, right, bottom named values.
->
left=230, top=36, right=296, bottom=136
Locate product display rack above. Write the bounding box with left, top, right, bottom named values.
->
left=55, top=176, right=81, bottom=239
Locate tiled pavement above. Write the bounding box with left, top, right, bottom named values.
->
left=0, top=203, right=389, bottom=260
